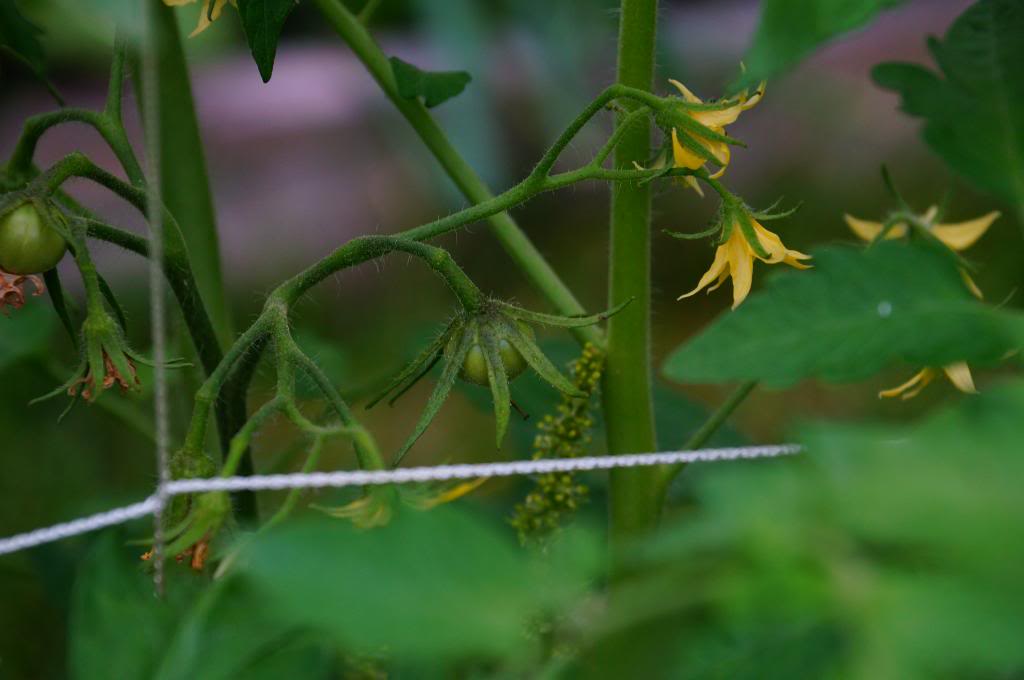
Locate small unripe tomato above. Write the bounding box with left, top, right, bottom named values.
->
left=0, top=203, right=68, bottom=275
left=448, top=321, right=533, bottom=386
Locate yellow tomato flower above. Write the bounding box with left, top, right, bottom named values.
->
left=668, top=78, right=765, bottom=196
left=679, top=209, right=810, bottom=309
left=846, top=206, right=999, bottom=400
left=844, top=206, right=999, bottom=299
left=878, top=362, right=977, bottom=400
left=163, top=0, right=236, bottom=37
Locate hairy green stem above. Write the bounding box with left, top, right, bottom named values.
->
left=311, top=0, right=605, bottom=347
left=604, top=0, right=661, bottom=551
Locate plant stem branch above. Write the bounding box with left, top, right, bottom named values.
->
left=311, top=0, right=605, bottom=347
left=653, top=380, right=758, bottom=499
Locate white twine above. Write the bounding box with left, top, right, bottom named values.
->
left=0, top=444, right=799, bottom=557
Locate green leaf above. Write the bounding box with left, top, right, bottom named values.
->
left=872, top=0, right=1024, bottom=209
left=663, top=242, right=1024, bottom=386
left=587, top=380, right=1024, bottom=678
left=735, top=0, right=905, bottom=90
left=0, top=300, right=55, bottom=372
left=0, top=0, right=61, bottom=102
left=69, top=533, right=333, bottom=680
left=237, top=0, right=297, bottom=83
left=0, top=0, right=43, bottom=70
left=234, top=508, right=598, bottom=663
left=389, top=56, right=471, bottom=108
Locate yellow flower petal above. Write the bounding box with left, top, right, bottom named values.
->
left=726, top=231, right=754, bottom=308
left=417, top=477, right=489, bottom=510
left=691, top=103, right=744, bottom=129
left=878, top=368, right=936, bottom=400
left=188, top=0, right=234, bottom=37
left=682, top=175, right=705, bottom=197
left=942, top=362, right=977, bottom=394
left=844, top=215, right=908, bottom=242
left=844, top=214, right=883, bottom=241
left=678, top=241, right=729, bottom=300
left=701, top=131, right=731, bottom=167
left=750, top=221, right=789, bottom=263
left=668, top=78, right=702, bottom=104
left=931, top=211, right=1000, bottom=251
left=741, top=81, right=766, bottom=110
left=671, top=128, right=707, bottom=171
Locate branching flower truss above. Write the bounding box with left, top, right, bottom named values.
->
left=0, top=34, right=809, bottom=563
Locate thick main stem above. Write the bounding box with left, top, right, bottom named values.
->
left=603, top=0, right=661, bottom=551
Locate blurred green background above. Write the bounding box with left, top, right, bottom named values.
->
left=1, top=0, right=1022, bottom=676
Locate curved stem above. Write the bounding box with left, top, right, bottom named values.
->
left=312, top=0, right=616, bottom=347
left=278, top=235, right=484, bottom=309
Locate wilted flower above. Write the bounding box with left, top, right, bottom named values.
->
left=0, top=269, right=44, bottom=314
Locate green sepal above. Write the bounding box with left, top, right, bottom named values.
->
left=750, top=198, right=802, bottom=221
left=478, top=322, right=511, bottom=449
left=664, top=224, right=722, bottom=240
left=162, top=491, right=230, bottom=558
left=366, top=318, right=458, bottom=409
left=96, top=273, right=128, bottom=333
left=656, top=118, right=717, bottom=164
left=43, top=268, right=78, bottom=348
left=494, top=298, right=632, bottom=329
left=670, top=111, right=747, bottom=147
left=880, top=165, right=913, bottom=213
left=392, top=319, right=475, bottom=466
left=735, top=207, right=771, bottom=260
left=495, top=316, right=583, bottom=398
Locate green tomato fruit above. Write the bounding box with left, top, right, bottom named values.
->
left=447, top=321, right=533, bottom=386
left=0, top=203, right=68, bottom=275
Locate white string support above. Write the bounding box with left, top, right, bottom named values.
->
left=0, top=444, right=800, bottom=557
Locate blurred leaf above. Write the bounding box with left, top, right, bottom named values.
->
left=581, top=380, right=1024, bottom=678
left=0, top=0, right=44, bottom=70
left=234, top=507, right=597, bottom=662
left=237, top=0, right=297, bottom=83
left=389, top=56, right=471, bottom=108
left=69, top=534, right=332, bottom=680
left=0, top=0, right=62, bottom=101
left=69, top=534, right=201, bottom=680
left=0, top=302, right=55, bottom=372
left=873, top=0, right=1024, bottom=209
left=663, top=242, right=1024, bottom=386
left=653, top=380, right=746, bottom=449
left=294, top=327, right=351, bottom=400
left=735, top=0, right=905, bottom=90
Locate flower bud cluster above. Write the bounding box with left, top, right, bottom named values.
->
left=510, top=343, right=603, bottom=544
